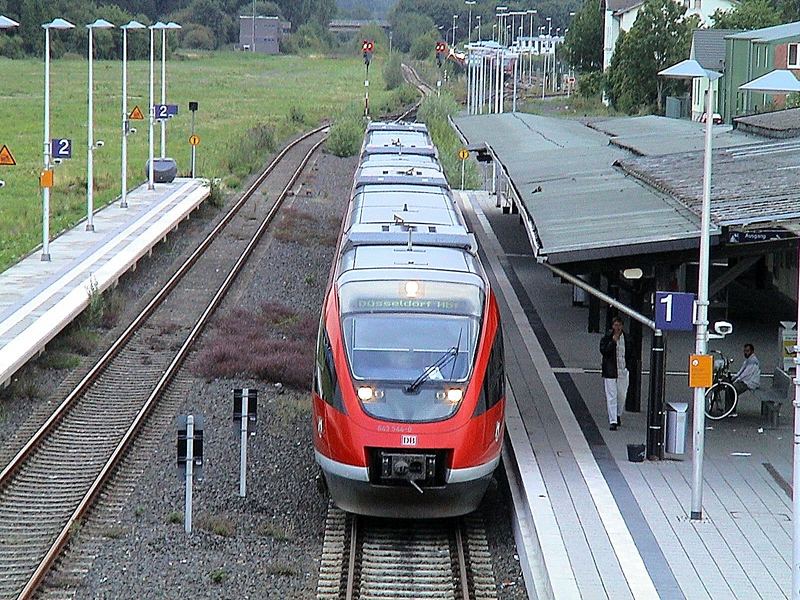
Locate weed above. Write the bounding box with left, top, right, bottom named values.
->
left=273, top=208, right=317, bottom=245
left=259, top=521, right=294, bottom=541
left=198, top=514, right=236, bottom=537
left=167, top=511, right=183, bottom=525
left=38, top=352, right=81, bottom=370
left=11, top=379, right=41, bottom=401
left=210, top=568, right=228, bottom=584
left=289, top=106, right=306, bottom=124
left=383, top=53, right=404, bottom=90
left=325, top=106, right=365, bottom=157
left=84, top=276, right=104, bottom=327
left=265, top=561, right=298, bottom=577
left=101, top=525, right=127, bottom=539
left=225, top=123, right=276, bottom=176
left=63, top=327, right=99, bottom=356
left=208, top=178, right=225, bottom=208
left=134, top=506, right=145, bottom=518
left=304, top=274, right=315, bottom=285
left=100, top=290, right=125, bottom=329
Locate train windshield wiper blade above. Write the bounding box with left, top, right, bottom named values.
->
left=405, top=347, right=457, bottom=393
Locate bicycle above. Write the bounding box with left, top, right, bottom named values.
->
left=704, top=350, right=739, bottom=420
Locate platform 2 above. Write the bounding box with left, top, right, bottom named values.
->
left=459, top=190, right=792, bottom=600
left=0, top=178, right=209, bottom=388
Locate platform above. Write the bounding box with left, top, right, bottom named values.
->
left=458, top=190, right=793, bottom=599
left=0, top=178, right=209, bottom=388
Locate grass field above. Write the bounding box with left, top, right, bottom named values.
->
left=0, top=51, right=395, bottom=271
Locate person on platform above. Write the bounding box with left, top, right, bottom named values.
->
left=732, top=342, right=761, bottom=398
left=600, top=316, right=634, bottom=431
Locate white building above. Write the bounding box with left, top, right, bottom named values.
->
left=603, top=0, right=739, bottom=70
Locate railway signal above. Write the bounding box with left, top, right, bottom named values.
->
left=435, top=41, right=447, bottom=67
left=362, top=39, right=374, bottom=65
left=177, top=414, right=204, bottom=534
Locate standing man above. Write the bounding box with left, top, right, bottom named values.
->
left=731, top=342, right=761, bottom=397
left=600, top=316, right=634, bottom=430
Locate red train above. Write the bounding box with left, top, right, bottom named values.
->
left=312, top=122, right=505, bottom=518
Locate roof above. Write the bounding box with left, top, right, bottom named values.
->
left=606, top=0, right=642, bottom=13
left=726, top=21, right=800, bottom=43
left=691, top=29, right=741, bottom=71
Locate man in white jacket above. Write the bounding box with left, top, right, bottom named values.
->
left=732, top=343, right=761, bottom=397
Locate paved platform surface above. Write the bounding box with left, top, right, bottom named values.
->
left=0, top=178, right=209, bottom=387
left=457, top=190, right=793, bottom=599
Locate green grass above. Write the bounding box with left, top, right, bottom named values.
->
left=0, top=51, right=396, bottom=271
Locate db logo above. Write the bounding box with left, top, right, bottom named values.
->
left=401, top=435, right=417, bottom=446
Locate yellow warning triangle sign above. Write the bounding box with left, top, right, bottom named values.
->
left=129, top=105, right=145, bottom=120
left=0, top=144, right=16, bottom=166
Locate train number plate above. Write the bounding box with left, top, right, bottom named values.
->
left=401, top=435, right=417, bottom=446
left=380, top=452, right=436, bottom=481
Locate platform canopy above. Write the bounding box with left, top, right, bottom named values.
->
left=658, top=59, right=721, bottom=80
left=740, top=69, right=800, bottom=93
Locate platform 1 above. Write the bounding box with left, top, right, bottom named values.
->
left=0, top=178, right=209, bottom=388
left=458, top=190, right=793, bottom=600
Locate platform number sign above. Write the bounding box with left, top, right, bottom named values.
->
left=51, top=138, right=72, bottom=160
left=655, top=291, right=696, bottom=331
left=154, top=104, right=179, bottom=120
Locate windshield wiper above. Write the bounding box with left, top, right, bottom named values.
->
left=405, top=330, right=463, bottom=394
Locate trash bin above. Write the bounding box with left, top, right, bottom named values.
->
left=665, top=401, right=689, bottom=454
left=145, top=157, right=178, bottom=183
left=626, top=444, right=645, bottom=463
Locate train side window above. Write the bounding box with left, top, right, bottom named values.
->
left=317, top=328, right=345, bottom=412
left=474, top=331, right=504, bottom=416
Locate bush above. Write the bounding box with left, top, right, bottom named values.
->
left=383, top=52, right=404, bottom=90
left=181, top=24, right=217, bottom=50
left=224, top=123, right=276, bottom=176
left=578, top=70, right=605, bottom=99
left=325, top=107, right=365, bottom=157
left=411, top=30, right=438, bottom=61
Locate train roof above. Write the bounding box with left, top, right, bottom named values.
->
left=353, top=165, right=449, bottom=190
left=348, top=186, right=464, bottom=230
left=360, top=153, right=440, bottom=169
left=366, top=121, right=429, bottom=134
left=361, top=130, right=436, bottom=158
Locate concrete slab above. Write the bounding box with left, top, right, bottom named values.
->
left=0, top=178, right=209, bottom=387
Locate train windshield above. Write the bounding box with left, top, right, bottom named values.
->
left=338, top=280, right=483, bottom=383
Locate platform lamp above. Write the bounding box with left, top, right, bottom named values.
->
left=658, top=59, right=722, bottom=522
left=739, top=67, right=800, bottom=600
left=120, top=20, right=146, bottom=209
left=161, top=22, right=181, bottom=158
left=148, top=22, right=167, bottom=191
left=86, top=19, right=114, bottom=232
left=41, top=18, right=75, bottom=261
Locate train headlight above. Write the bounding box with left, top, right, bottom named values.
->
left=437, top=388, right=463, bottom=405
left=357, top=386, right=384, bottom=402
left=403, top=280, right=422, bottom=298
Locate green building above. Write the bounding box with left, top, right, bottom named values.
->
left=723, top=22, right=800, bottom=123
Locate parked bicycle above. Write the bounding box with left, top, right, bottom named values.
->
left=704, top=350, right=738, bottom=420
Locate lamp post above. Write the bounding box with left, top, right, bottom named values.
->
left=148, top=22, right=167, bottom=191
left=451, top=14, right=458, bottom=47
left=120, top=20, right=146, bottom=209
left=528, top=10, right=537, bottom=85
left=739, top=68, right=800, bottom=600
left=465, top=1, right=475, bottom=44
left=0, top=16, right=17, bottom=191
left=476, top=15, right=481, bottom=42
left=252, top=0, right=256, bottom=52
left=658, top=59, right=722, bottom=522
left=496, top=6, right=507, bottom=44
left=161, top=22, right=181, bottom=158
left=41, top=18, right=75, bottom=261
left=86, top=19, right=114, bottom=232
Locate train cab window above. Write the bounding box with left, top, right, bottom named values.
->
left=315, top=328, right=344, bottom=412
left=475, top=331, right=505, bottom=416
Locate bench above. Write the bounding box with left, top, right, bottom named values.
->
left=751, top=368, right=791, bottom=429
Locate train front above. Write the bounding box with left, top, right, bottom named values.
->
left=313, top=260, right=504, bottom=519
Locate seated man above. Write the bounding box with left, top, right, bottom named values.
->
left=731, top=342, right=761, bottom=398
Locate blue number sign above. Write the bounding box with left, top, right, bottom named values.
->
left=655, top=291, right=696, bottom=331
left=51, top=138, right=72, bottom=159
left=153, top=104, right=179, bottom=120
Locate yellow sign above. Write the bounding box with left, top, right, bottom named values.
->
left=39, top=169, right=54, bottom=189
left=688, top=354, right=713, bottom=388
left=458, top=148, right=469, bottom=161
left=0, top=144, right=16, bottom=166
left=189, top=134, right=201, bottom=146
left=129, top=105, right=145, bottom=120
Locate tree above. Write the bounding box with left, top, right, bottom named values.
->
left=712, top=0, right=782, bottom=29
left=563, top=0, right=603, bottom=72
left=392, top=13, right=436, bottom=53
left=606, top=0, right=693, bottom=113
left=275, top=0, right=335, bottom=31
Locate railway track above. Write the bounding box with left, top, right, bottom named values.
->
left=317, top=505, right=498, bottom=600
left=0, top=126, right=328, bottom=600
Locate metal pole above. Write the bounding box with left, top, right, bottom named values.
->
left=364, top=62, right=369, bottom=117
left=512, top=54, right=518, bottom=112
left=121, top=28, right=128, bottom=208
left=461, top=158, right=465, bottom=190
left=499, top=51, right=505, bottom=113
left=190, top=109, right=196, bottom=178
left=160, top=28, right=166, bottom=158
left=793, top=240, right=800, bottom=600
left=185, top=414, right=194, bottom=534
left=647, top=331, right=666, bottom=459
left=468, top=5, right=472, bottom=44
left=42, top=28, right=51, bottom=261
left=148, top=28, right=155, bottom=190
left=87, top=27, right=95, bottom=231
left=690, top=81, right=714, bottom=521
left=479, top=55, right=485, bottom=114
left=240, top=390, right=249, bottom=497
left=529, top=13, right=534, bottom=85
left=542, top=46, right=547, bottom=100
left=252, top=0, right=256, bottom=52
